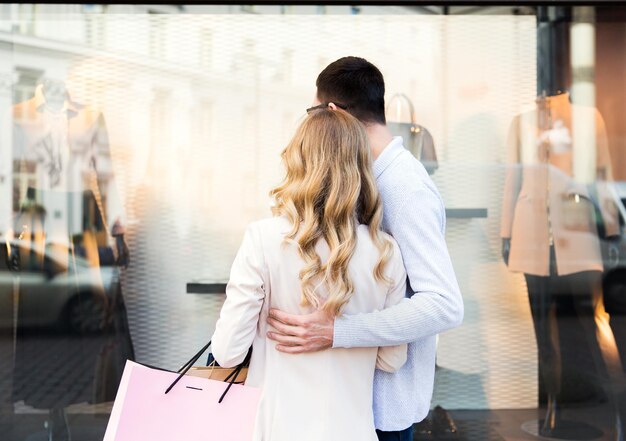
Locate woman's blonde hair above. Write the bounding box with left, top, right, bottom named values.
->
left=270, top=108, right=393, bottom=316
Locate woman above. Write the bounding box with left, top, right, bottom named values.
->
left=211, top=107, right=407, bottom=441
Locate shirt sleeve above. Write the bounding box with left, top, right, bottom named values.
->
left=333, top=186, right=463, bottom=348
left=211, top=223, right=267, bottom=367
left=375, top=239, right=408, bottom=372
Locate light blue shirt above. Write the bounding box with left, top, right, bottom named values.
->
left=333, top=137, right=464, bottom=431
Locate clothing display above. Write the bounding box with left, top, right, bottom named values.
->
left=524, top=247, right=608, bottom=398
left=501, top=92, right=618, bottom=277
left=501, top=92, right=622, bottom=435
left=10, top=82, right=134, bottom=411
left=12, top=83, right=126, bottom=238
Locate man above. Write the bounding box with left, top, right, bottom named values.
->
left=267, top=56, right=464, bottom=440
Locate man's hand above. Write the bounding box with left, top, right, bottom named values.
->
left=267, top=308, right=335, bottom=354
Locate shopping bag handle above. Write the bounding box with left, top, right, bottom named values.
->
left=165, top=340, right=212, bottom=395
left=217, top=349, right=252, bottom=404
left=164, top=341, right=252, bottom=404
left=177, top=341, right=213, bottom=375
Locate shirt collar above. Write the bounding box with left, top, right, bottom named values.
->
left=373, top=136, right=405, bottom=178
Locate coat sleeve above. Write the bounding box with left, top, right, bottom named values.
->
left=211, top=223, right=267, bottom=367
left=594, top=111, right=620, bottom=238
left=501, top=116, right=523, bottom=239
left=91, top=112, right=127, bottom=233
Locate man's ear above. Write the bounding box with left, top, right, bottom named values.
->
left=327, top=102, right=338, bottom=110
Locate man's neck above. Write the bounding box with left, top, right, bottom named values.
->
left=366, top=123, right=394, bottom=160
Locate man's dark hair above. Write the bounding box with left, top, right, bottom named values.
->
left=316, top=56, right=386, bottom=125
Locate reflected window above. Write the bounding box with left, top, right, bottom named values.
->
left=148, top=11, right=166, bottom=60
left=12, top=68, right=41, bottom=107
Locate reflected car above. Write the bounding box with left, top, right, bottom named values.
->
left=0, top=240, right=119, bottom=333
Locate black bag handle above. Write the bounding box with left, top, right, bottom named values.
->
left=164, top=340, right=212, bottom=395
left=164, top=341, right=252, bottom=404
left=217, top=349, right=252, bottom=404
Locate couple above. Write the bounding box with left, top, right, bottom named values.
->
left=211, top=56, right=463, bottom=441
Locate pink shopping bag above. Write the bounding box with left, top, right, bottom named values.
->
left=103, top=360, right=261, bottom=441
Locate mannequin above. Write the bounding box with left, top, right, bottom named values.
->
left=501, top=90, right=622, bottom=438
left=10, top=79, right=134, bottom=440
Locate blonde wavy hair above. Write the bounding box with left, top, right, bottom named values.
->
left=270, top=108, right=394, bottom=316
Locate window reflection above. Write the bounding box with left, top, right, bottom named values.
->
left=1, top=4, right=626, bottom=440
left=5, top=74, right=134, bottom=439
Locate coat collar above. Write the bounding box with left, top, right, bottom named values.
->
left=33, top=84, right=80, bottom=117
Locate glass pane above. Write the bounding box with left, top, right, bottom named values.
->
left=1, top=4, right=626, bottom=440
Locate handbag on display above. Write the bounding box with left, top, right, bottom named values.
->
left=103, top=341, right=259, bottom=441
left=386, top=93, right=438, bottom=175
left=586, top=185, right=623, bottom=271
